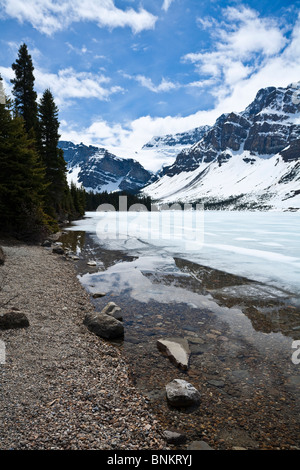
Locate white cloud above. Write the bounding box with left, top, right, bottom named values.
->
left=183, top=6, right=299, bottom=110
left=0, top=64, right=123, bottom=107
left=66, top=42, right=90, bottom=55
left=36, top=68, right=124, bottom=106
left=0, top=65, right=14, bottom=97
left=0, top=0, right=157, bottom=35
left=128, top=74, right=179, bottom=93
left=162, top=0, right=174, bottom=12
left=220, top=6, right=287, bottom=58
left=185, top=5, right=287, bottom=89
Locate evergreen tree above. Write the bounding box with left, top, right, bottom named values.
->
left=70, top=182, right=86, bottom=218
left=11, top=43, right=38, bottom=135
left=38, top=88, right=68, bottom=219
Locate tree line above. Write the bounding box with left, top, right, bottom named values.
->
left=85, top=190, right=153, bottom=211
left=0, top=43, right=85, bottom=241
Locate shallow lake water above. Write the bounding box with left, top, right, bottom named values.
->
left=59, top=210, right=300, bottom=450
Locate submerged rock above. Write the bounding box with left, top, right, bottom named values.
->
left=165, top=379, right=200, bottom=407
left=65, top=251, right=79, bottom=260
left=157, top=337, right=190, bottom=370
left=92, top=292, right=106, bottom=298
left=187, top=441, right=214, bottom=450
left=87, top=260, right=97, bottom=266
left=41, top=240, right=52, bottom=247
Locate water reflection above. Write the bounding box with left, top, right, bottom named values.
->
left=60, top=230, right=86, bottom=254
left=60, top=230, right=137, bottom=273
left=173, top=258, right=300, bottom=340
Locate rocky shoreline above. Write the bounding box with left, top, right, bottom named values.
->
left=0, top=236, right=166, bottom=450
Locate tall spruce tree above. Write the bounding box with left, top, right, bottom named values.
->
left=0, top=95, right=47, bottom=239
left=38, top=88, right=68, bottom=220
left=11, top=43, right=38, bottom=135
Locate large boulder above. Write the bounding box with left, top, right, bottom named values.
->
left=0, top=246, right=5, bottom=265
left=83, top=311, right=124, bottom=339
left=165, top=379, right=201, bottom=408
left=0, top=311, right=29, bottom=330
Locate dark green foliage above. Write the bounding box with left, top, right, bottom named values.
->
left=37, top=88, right=86, bottom=223
left=70, top=182, right=86, bottom=218
left=38, top=89, right=68, bottom=219
left=11, top=43, right=38, bottom=135
left=0, top=99, right=47, bottom=240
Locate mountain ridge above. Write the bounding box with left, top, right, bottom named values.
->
left=142, top=82, right=300, bottom=211
left=58, top=141, right=153, bottom=194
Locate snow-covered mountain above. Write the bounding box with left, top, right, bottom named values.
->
left=143, top=125, right=211, bottom=149
left=142, top=82, right=300, bottom=211
left=58, top=141, right=153, bottom=193
left=133, top=125, right=211, bottom=173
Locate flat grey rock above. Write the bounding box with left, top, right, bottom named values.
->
left=157, top=337, right=190, bottom=370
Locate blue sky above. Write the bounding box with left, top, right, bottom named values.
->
left=1, top=0, right=300, bottom=170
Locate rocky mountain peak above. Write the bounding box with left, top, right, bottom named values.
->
left=142, top=125, right=211, bottom=149
left=244, top=82, right=300, bottom=118
left=160, top=82, right=300, bottom=178
left=58, top=141, right=152, bottom=193
left=142, top=82, right=300, bottom=211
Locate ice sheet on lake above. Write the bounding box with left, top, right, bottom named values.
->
left=68, top=210, right=300, bottom=295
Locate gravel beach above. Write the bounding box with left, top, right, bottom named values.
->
left=0, top=238, right=166, bottom=450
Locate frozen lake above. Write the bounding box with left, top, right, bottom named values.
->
left=67, top=210, right=300, bottom=296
